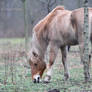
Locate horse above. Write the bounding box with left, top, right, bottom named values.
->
left=28, top=6, right=92, bottom=83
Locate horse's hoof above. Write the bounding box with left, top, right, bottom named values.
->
left=63, top=73, right=69, bottom=81
left=43, top=75, right=51, bottom=83
left=43, top=80, right=50, bottom=83
left=84, top=73, right=90, bottom=83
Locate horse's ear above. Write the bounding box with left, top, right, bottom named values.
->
left=32, top=51, right=38, bottom=57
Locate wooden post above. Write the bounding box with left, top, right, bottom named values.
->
left=23, top=0, right=28, bottom=53
left=78, top=0, right=81, bottom=8
left=83, top=0, right=90, bottom=82
left=22, top=1, right=28, bottom=91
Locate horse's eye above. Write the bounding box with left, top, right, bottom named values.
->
left=34, top=63, right=37, bottom=66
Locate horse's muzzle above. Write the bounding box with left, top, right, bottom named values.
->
left=33, top=75, right=40, bottom=83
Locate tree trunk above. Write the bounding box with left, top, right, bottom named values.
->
left=83, top=0, right=90, bottom=82
left=78, top=0, right=81, bottom=8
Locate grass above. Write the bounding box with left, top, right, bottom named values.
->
left=0, top=38, right=25, bottom=44
left=0, top=38, right=92, bottom=92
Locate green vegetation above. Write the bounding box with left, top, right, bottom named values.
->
left=0, top=39, right=92, bottom=92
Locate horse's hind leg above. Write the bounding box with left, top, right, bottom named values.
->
left=60, top=46, right=69, bottom=80
left=44, top=43, right=59, bottom=83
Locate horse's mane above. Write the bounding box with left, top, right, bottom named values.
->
left=33, top=6, right=65, bottom=33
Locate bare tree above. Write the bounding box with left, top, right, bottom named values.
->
left=21, top=0, right=29, bottom=52
left=40, top=0, right=56, bottom=13
left=47, top=0, right=56, bottom=13
left=78, top=0, right=81, bottom=8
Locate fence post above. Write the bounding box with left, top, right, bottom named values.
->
left=22, top=0, right=29, bottom=91
left=83, top=0, right=90, bottom=82
left=23, top=0, right=28, bottom=53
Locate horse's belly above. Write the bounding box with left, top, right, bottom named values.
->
left=67, top=38, right=78, bottom=45
left=64, top=33, right=78, bottom=46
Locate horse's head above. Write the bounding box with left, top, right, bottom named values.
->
left=28, top=51, right=46, bottom=83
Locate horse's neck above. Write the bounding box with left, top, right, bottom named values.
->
left=32, top=32, right=48, bottom=59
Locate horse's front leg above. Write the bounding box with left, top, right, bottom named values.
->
left=44, top=44, right=59, bottom=83
left=60, top=46, right=69, bottom=81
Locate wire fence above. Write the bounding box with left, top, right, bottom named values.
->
left=0, top=40, right=29, bottom=92
left=0, top=0, right=30, bottom=91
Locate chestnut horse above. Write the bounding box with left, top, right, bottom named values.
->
left=28, top=6, right=92, bottom=83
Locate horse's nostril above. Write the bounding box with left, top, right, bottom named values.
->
left=37, top=77, right=40, bottom=83
left=38, top=77, right=40, bottom=80
left=33, top=79, right=36, bottom=83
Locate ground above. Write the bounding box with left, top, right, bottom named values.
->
left=0, top=38, right=92, bottom=92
